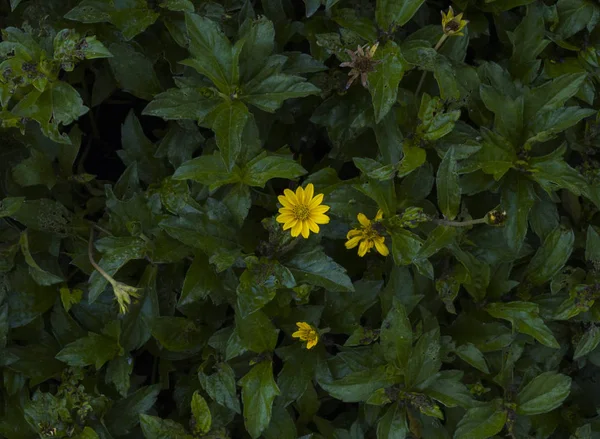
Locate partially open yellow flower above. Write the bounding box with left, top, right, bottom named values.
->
left=276, top=183, right=330, bottom=239
left=346, top=210, right=389, bottom=257
left=292, top=322, right=319, bottom=349
left=441, top=6, right=468, bottom=37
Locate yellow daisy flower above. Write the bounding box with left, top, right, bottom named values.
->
left=345, top=210, right=389, bottom=257
left=441, top=6, right=469, bottom=37
left=292, top=322, right=319, bottom=349
left=276, top=183, right=330, bottom=239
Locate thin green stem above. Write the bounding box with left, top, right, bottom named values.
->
left=88, top=228, right=115, bottom=285
left=414, top=34, right=449, bottom=97
left=431, top=217, right=486, bottom=227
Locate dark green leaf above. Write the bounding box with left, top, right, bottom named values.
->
left=239, top=361, right=280, bottom=439
left=516, top=372, right=571, bottom=415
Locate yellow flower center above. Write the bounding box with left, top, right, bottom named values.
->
left=362, top=224, right=379, bottom=240
left=293, top=204, right=310, bottom=221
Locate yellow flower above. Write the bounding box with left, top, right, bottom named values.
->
left=345, top=210, right=389, bottom=257
left=441, top=6, right=468, bottom=36
left=276, top=183, right=330, bottom=239
left=292, top=322, right=319, bottom=349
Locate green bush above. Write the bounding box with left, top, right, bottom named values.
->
left=0, top=0, right=599, bottom=437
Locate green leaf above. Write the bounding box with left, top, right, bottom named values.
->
left=320, top=366, right=395, bottom=403
left=377, top=403, right=408, bottom=439
left=380, top=300, right=412, bottom=371
left=183, top=13, right=235, bottom=92
left=106, top=355, right=133, bottom=397
left=118, top=110, right=167, bottom=184
left=516, top=372, right=572, bottom=415
left=56, top=321, right=122, bottom=369
left=283, top=243, right=354, bottom=293
left=423, top=371, right=475, bottom=409
left=151, top=317, right=205, bottom=352
left=524, top=226, right=574, bottom=285
left=454, top=400, right=507, bottom=439
left=368, top=41, right=406, bottom=123
left=140, top=414, right=192, bottom=439
left=528, top=146, right=590, bottom=196
left=502, top=174, right=535, bottom=252
left=19, top=231, right=63, bottom=286
left=238, top=17, right=275, bottom=82
left=574, top=325, right=600, bottom=360
left=241, top=70, right=320, bottom=113
left=0, top=197, right=25, bottom=218
left=555, top=0, right=600, bottom=39
left=199, top=362, right=241, bottom=414
left=485, top=301, right=559, bottom=348
left=159, top=0, right=194, bottom=11
left=376, top=0, right=426, bottom=29
left=174, top=152, right=240, bottom=190
left=179, top=253, right=221, bottom=314
left=586, top=226, right=600, bottom=263
left=12, top=82, right=88, bottom=143
left=191, top=391, right=212, bottom=435
left=527, top=107, right=595, bottom=146
left=65, top=0, right=159, bottom=40
left=436, top=147, right=460, bottom=220
left=455, top=343, right=490, bottom=374
left=235, top=307, right=279, bottom=353
left=237, top=257, right=295, bottom=317
left=108, top=43, right=161, bottom=100
left=12, top=148, right=56, bottom=189
left=143, top=86, right=221, bottom=123
left=239, top=361, right=280, bottom=439
left=391, top=229, right=422, bottom=266
left=105, top=385, right=161, bottom=436
left=405, top=328, right=441, bottom=390
left=209, top=100, right=250, bottom=171
left=242, top=153, right=307, bottom=187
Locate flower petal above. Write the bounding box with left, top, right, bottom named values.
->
left=283, top=219, right=297, bottom=230
left=309, top=193, right=324, bottom=208
left=307, top=219, right=320, bottom=233
left=345, top=236, right=362, bottom=249
left=292, top=330, right=303, bottom=339
left=291, top=221, right=303, bottom=237
left=301, top=222, right=310, bottom=239
left=307, top=338, right=318, bottom=349
left=310, top=203, right=329, bottom=214
left=296, top=186, right=305, bottom=204
left=357, top=213, right=371, bottom=227
left=358, top=240, right=370, bottom=257
left=278, top=195, right=293, bottom=208
left=283, top=189, right=298, bottom=205
left=297, top=322, right=311, bottom=330
left=304, top=184, right=314, bottom=203
left=312, top=213, right=330, bottom=224
left=374, top=238, right=389, bottom=256
left=375, top=210, right=384, bottom=221
left=347, top=229, right=362, bottom=239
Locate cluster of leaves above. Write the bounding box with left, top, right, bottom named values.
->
left=1, top=0, right=600, bottom=438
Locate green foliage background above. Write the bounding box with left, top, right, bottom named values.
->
left=0, top=0, right=600, bottom=437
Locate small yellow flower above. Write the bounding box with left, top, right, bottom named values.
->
left=441, top=6, right=468, bottom=36
left=276, top=183, right=330, bottom=239
left=346, top=210, right=389, bottom=257
left=292, top=322, right=319, bottom=349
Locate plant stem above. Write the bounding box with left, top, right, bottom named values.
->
left=88, top=228, right=115, bottom=285
left=430, top=217, right=486, bottom=227
left=414, top=34, right=449, bottom=97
